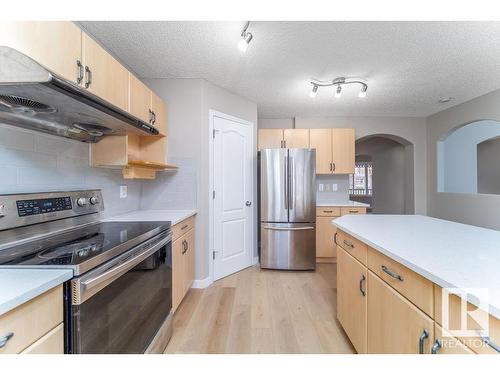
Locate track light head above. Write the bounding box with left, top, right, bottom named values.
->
left=358, top=84, right=368, bottom=98
left=238, top=22, right=253, bottom=53
left=334, top=85, right=342, bottom=98
left=309, top=84, right=318, bottom=98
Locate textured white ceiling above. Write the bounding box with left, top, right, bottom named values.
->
left=79, top=21, right=500, bottom=118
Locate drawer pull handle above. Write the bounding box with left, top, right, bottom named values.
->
left=342, top=239, right=354, bottom=248
left=431, top=339, right=442, bottom=354
left=480, top=335, right=500, bottom=353
left=323, top=210, right=333, bottom=213
left=0, top=332, right=14, bottom=348
left=418, top=329, right=429, bottom=354
left=381, top=265, right=404, bottom=281
left=181, top=224, right=188, bottom=230
left=359, top=275, right=366, bottom=296
left=348, top=210, right=358, bottom=213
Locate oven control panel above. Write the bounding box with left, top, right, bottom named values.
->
left=16, top=196, right=73, bottom=217
left=0, top=190, right=104, bottom=231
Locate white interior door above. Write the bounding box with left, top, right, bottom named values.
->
left=213, top=114, right=254, bottom=281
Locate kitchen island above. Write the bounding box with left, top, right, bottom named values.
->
left=332, top=214, right=500, bottom=354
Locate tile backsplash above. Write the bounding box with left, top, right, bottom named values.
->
left=0, top=124, right=142, bottom=219
left=316, top=174, right=350, bottom=203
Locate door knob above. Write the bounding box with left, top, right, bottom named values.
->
left=245, top=201, right=252, bottom=206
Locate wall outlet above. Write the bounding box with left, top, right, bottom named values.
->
left=120, top=185, right=128, bottom=199
left=325, top=183, right=331, bottom=192
left=318, top=183, right=324, bottom=192
left=332, top=184, right=338, bottom=192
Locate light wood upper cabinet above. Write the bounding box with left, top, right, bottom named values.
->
left=337, top=247, right=367, bottom=353
left=367, top=271, right=434, bottom=354
left=0, top=21, right=82, bottom=84
left=82, top=33, right=129, bottom=111
left=151, top=91, right=167, bottom=136
left=332, top=128, right=355, bottom=174
left=258, top=129, right=284, bottom=149
left=309, top=128, right=355, bottom=174
left=309, top=129, right=333, bottom=174
left=129, top=73, right=152, bottom=123
left=283, top=129, right=309, bottom=148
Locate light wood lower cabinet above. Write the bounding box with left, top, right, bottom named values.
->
left=172, top=217, right=196, bottom=312
left=0, top=285, right=63, bottom=354
left=367, top=271, right=434, bottom=354
left=337, top=247, right=367, bottom=353
left=431, top=323, right=474, bottom=354
left=21, top=324, right=64, bottom=354
left=316, top=217, right=338, bottom=259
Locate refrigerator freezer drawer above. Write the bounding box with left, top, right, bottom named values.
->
left=260, top=223, right=316, bottom=270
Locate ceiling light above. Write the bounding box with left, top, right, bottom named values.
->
left=238, top=21, right=253, bottom=53
left=335, top=85, right=342, bottom=98
left=309, top=77, right=368, bottom=100
left=358, top=85, right=368, bottom=98
left=309, top=85, right=318, bottom=98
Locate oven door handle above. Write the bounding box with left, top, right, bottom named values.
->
left=79, top=234, right=171, bottom=298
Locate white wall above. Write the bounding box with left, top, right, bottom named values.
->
left=427, top=88, right=500, bottom=230
left=142, top=78, right=258, bottom=282
left=438, top=120, right=500, bottom=194
left=258, top=116, right=427, bottom=214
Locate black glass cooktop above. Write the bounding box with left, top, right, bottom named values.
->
left=0, top=221, right=170, bottom=274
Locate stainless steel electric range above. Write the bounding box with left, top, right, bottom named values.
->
left=0, top=190, right=173, bottom=354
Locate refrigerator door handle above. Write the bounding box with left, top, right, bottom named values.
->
left=288, top=155, right=294, bottom=210
left=284, top=153, right=289, bottom=210
left=263, top=226, right=315, bottom=231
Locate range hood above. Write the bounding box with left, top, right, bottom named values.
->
left=0, top=46, right=159, bottom=143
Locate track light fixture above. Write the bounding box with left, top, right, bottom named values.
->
left=309, top=84, right=318, bottom=98
left=238, top=21, right=253, bottom=53
left=309, top=77, right=368, bottom=99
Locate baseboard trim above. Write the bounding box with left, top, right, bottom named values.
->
left=191, top=276, right=212, bottom=289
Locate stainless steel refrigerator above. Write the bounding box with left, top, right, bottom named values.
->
left=259, top=148, right=316, bottom=270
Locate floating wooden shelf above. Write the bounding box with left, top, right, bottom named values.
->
left=128, top=160, right=178, bottom=170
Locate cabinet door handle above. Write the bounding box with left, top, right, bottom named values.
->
left=342, top=239, right=354, bottom=248
left=182, top=240, right=188, bottom=254
left=418, top=329, right=429, bottom=354
left=76, top=60, right=84, bottom=84
left=332, top=162, right=336, bottom=172
left=148, top=109, right=153, bottom=124
left=381, top=265, right=404, bottom=281
left=152, top=111, right=157, bottom=125
left=329, top=162, right=332, bottom=171
left=480, top=334, right=500, bottom=353
left=84, top=66, right=92, bottom=88
left=334, top=232, right=338, bottom=246
left=431, top=339, right=442, bottom=354
left=359, top=275, right=366, bottom=296
left=0, top=332, right=14, bottom=348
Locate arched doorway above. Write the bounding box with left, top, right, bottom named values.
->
left=351, top=134, right=415, bottom=214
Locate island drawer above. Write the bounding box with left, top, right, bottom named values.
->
left=340, top=207, right=366, bottom=216
left=367, top=247, right=434, bottom=317
left=172, top=216, right=195, bottom=242
left=336, top=230, right=367, bottom=265
left=316, top=207, right=341, bottom=217
left=434, top=286, right=500, bottom=354
left=0, top=285, right=63, bottom=354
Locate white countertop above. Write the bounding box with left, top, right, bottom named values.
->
left=0, top=269, right=73, bottom=315
left=107, top=209, right=196, bottom=226
left=317, top=200, right=370, bottom=208
left=333, top=214, right=500, bottom=319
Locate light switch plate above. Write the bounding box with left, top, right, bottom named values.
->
left=120, top=185, right=127, bottom=199
left=332, top=184, right=338, bottom=191
left=325, top=184, right=331, bottom=191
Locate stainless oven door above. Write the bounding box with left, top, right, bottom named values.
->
left=66, top=231, right=172, bottom=353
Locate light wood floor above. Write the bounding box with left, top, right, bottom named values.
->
left=164, top=263, right=355, bottom=354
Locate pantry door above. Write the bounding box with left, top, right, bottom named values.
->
left=212, top=112, right=254, bottom=281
